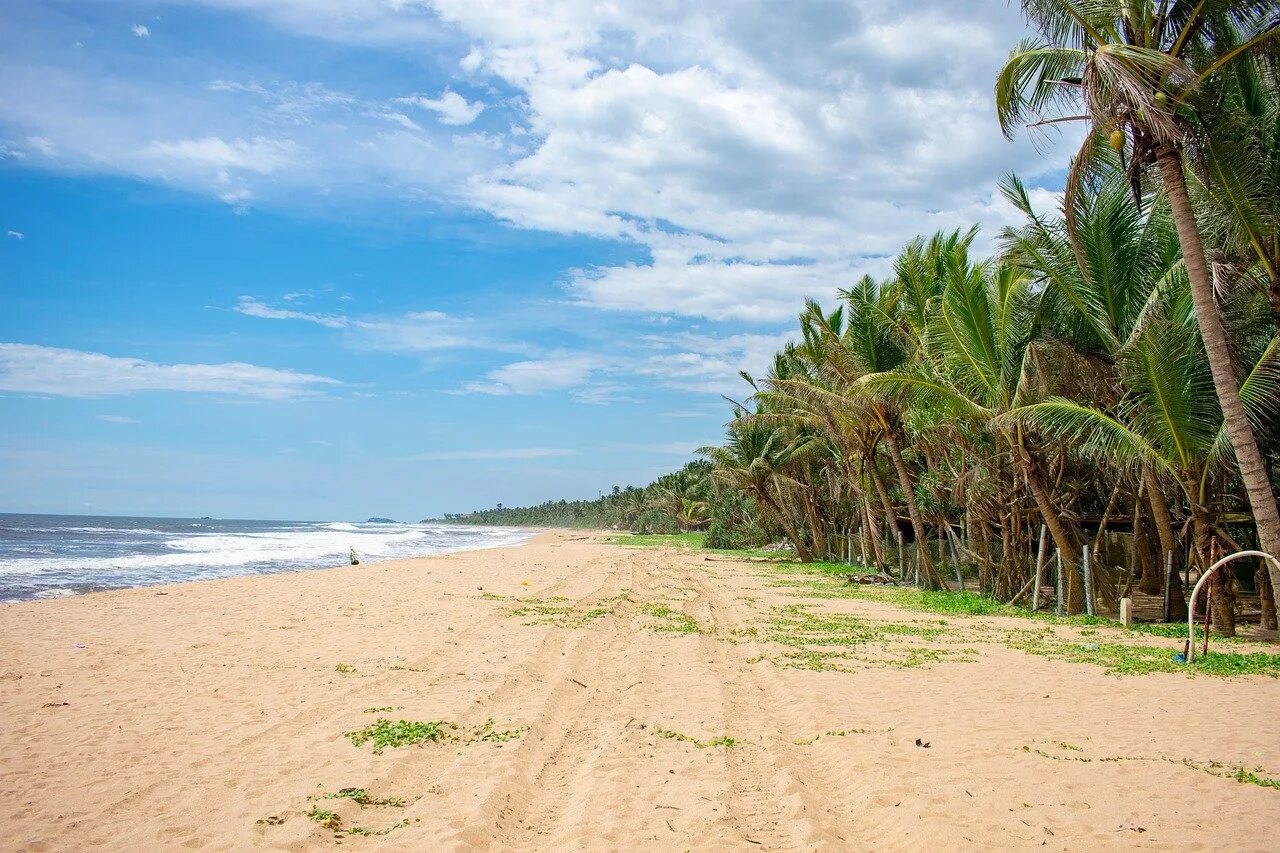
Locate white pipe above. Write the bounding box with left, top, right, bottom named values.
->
left=1186, top=550, right=1280, bottom=663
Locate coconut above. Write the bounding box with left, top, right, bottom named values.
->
left=1109, top=128, right=1126, bottom=152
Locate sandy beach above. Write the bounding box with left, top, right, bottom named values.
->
left=2, top=531, right=1278, bottom=851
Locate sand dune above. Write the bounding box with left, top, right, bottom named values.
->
left=1, top=532, right=1277, bottom=851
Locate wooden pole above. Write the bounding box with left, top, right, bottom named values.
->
left=1162, top=551, right=1173, bottom=623
left=1120, top=597, right=1133, bottom=628
left=1082, top=544, right=1094, bottom=617
left=1032, top=524, right=1047, bottom=612
left=897, top=530, right=904, bottom=580
left=1055, top=549, right=1063, bottom=617
left=947, top=528, right=964, bottom=592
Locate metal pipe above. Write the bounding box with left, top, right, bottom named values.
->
left=1187, top=550, right=1280, bottom=662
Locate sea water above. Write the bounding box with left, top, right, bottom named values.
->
left=0, top=514, right=529, bottom=602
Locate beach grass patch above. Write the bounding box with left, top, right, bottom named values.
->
left=307, top=805, right=342, bottom=830
left=509, top=591, right=628, bottom=628
left=334, top=663, right=356, bottom=673
left=643, top=602, right=703, bottom=634
left=655, top=727, right=742, bottom=748
left=1023, top=741, right=1280, bottom=791
left=320, top=787, right=405, bottom=808
left=347, top=717, right=525, bottom=753
left=348, top=718, right=454, bottom=752
left=1005, top=631, right=1280, bottom=677
left=604, top=531, right=796, bottom=561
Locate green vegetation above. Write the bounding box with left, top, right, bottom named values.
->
left=439, top=461, right=772, bottom=550
left=440, top=5, right=1280, bottom=640
left=334, top=663, right=355, bottom=673
left=793, top=727, right=884, bottom=745
left=1008, top=631, right=1280, bottom=678
left=507, top=591, right=629, bottom=628
left=655, top=728, right=742, bottom=748
left=307, top=805, right=342, bottom=830
left=321, top=788, right=405, bottom=808
left=347, top=717, right=526, bottom=753
left=643, top=602, right=703, bottom=634
left=1024, top=742, right=1280, bottom=791
left=347, top=718, right=454, bottom=752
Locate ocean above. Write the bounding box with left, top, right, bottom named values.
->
left=0, top=514, right=530, bottom=603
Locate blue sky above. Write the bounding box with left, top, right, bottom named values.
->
left=0, top=1, right=1067, bottom=521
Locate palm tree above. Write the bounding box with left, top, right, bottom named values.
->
left=700, top=415, right=818, bottom=561
left=995, top=0, right=1280, bottom=613
left=1002, top=167, right=1194, bottom=608
left=1003, top=278, right=1242, bottom=627
left=863, top=248, right=1102, bottom=608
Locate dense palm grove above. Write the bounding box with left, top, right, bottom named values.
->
left=454, top=2, right=1280, bottom=634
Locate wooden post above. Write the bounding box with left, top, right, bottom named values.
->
left=1082, top=544, right=1094, bottom=617
left=1055, top=549, right=1063, bottom=617
left=1162, top=551, right=1173, bottom=623
left=897, top=530, right=904, bottom=580
left=1031, top=524, right=1047, bottom=612
left=1120, top=597, right=1133, bottom=628
left=946, top=529, right=964, bottom=592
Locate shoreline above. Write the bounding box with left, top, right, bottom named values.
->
left=2, top=532, right=1277, bottom=851
left=0, top=523, right=545, bottom=607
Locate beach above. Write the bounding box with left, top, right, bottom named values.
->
left=2, top=531, right=1278, bottom=851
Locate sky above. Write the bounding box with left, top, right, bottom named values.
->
left=0, top=0, right=1069, bottom=521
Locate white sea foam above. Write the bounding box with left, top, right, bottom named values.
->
left=0, top=521, right=531, bottom=596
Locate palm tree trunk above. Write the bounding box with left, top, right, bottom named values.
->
left=1142, top=465, right=1187, bottom=619
left=760, top=483, right=815, bottom=562
left=867, top=457, right=899, bottom=547
left=1013, top=443, right=1084, bottom=613
left=882, top=430, right=945, bottom=590
left=1183, top=475, right=1234, bottom=638
left=1155, top=145, right=1280, bottom=620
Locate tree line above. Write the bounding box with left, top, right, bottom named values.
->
left=450, top=3, right=1280, bottom=636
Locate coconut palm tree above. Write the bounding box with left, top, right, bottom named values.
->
left=862, top=247, right=1103, bottom=608
left=700, top=415, right=819, bottom=561
left=995, top=0, right=1280, bottom=612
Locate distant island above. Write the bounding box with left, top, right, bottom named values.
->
left=365, top=517, right=396, bottom=524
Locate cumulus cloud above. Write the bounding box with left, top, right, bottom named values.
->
left=397, top=89, right=485, bottom=125
left=0, top=343, right=340, bottom=399
left=131, top=24, right=150, bottom=38
left=410, top=447, right=578, bottom=461
left=0, top=1, right=1068, bottom=320
left=5, top=230, right=22, bottom=240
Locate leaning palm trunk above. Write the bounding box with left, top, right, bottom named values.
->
left=1155, top=145, right=1280, bottom=620
left=883, top=431, right=945, bottom=589
left=1014, top=443, right=1085, bottom=613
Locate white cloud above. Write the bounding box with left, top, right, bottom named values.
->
left=459, top=352, right=603, bottom=396
left=5, top=230, right=22, bottom=240
left=145, top=136, right=297, bottom=174
left=234, top=296, right=348, bottom=328
left=0, top=343, right=340, bottom=399
left=0, top=1, right=1068, bottom=319
left=410, top=447, right=578, bottom=461
left=131, top=24, right=150, bottom=39
left=636, top=331, right=793, bottom=394
left=98, top=414, right=140, bottom=424
left=397, top=89, right=485, bottom=126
